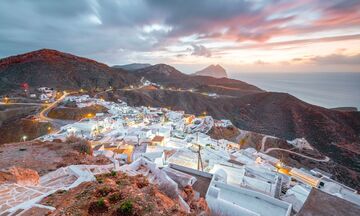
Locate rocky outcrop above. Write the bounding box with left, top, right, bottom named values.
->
left=193, top=64, right=228, bottom=78
left=0, top=166, right=40, bottom=186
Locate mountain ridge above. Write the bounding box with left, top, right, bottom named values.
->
left=112, top=63, right=152, bottom=71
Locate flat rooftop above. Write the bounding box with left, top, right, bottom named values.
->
left=298, top=189, right=360, bottom=216
left=219, top=185, right=289, bottom=216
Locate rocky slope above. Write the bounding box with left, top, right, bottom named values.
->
left=0, top=49, right=139, bottom=94
left=193, top=64, right=228, bottom=78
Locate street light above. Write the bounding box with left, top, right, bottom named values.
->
left=3, top=96, right=9, bottom=104
left=22, top=135, right=27, bottom=142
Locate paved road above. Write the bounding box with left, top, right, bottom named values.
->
left=118, top=86, right=236, bottom=98
left=38, top=93, right=69, bottom=121
left=38, top=92, right=75, bottom=130
left=265, top=147, right=330, bottom=162
left=260, top=135, right=276, bottom=152
left=94, top=88, right=113, bottom=97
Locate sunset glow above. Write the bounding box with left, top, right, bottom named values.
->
left=0, top=0, right=360, bottom=73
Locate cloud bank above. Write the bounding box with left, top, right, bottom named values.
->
left=0, top=0, right=359, bottom=72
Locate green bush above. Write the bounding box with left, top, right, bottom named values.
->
left=88, top=197, right=108, bottom=214
left=97, top=197, right=105, bottom=207
left=117, top=199, right=133, bottom=215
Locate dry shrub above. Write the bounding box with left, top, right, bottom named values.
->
left=109, top=192, right=125, bottom=203
left=66, top=135, right=93, bottom=155
left=95, top=186, right=114, bottom=197
left=66, top=135, right=82, bottom=143
left=135, top=175, right=149, bottom=189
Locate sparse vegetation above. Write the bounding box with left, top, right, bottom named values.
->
left=88, top=197, right=108, bottom=214
left=109, top=192, right=124, bottom=203
left=116, top=199, right=133, bottom=216
left=116, top=178, right=130, bottom=187
left=110, top=170, right=117, bottom=177
left=96, top=177, right=104, bottom=184
left=97, top=197, right=105, bottom=207
left=96, top=186, right=113, bottom=197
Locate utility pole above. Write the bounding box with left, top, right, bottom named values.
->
left=197, top=144, right=204, bottom=171
left=195, top=133, right=203, bottom=171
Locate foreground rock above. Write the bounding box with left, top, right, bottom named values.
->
left=40, top=172, right=209, bottom=216
left=0, top=166, right=40, bottom=186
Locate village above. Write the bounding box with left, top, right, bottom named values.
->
left=6, top=94, right=352, bottom=216
left=1, top=82, right=360, bottom=215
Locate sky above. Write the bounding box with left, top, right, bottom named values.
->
left=0, top=0, right=360, bottom=74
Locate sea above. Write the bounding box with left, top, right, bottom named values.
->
left=229, top=72, right=360, bottom=110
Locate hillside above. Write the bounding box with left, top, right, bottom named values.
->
left=0, top=49, right=139, bottom=94
left=112, top=63, right=152, bottom=71
left=192, top=64, right=228, bottom=78
left=134, top=64, right=263, bottom=96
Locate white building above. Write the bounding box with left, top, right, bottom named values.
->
left=206, top=170, right=292, bottom=216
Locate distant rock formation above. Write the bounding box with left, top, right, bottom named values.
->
left=113, top=63, right=151, bottom=71
left=193, top=64, right=228, bottom=78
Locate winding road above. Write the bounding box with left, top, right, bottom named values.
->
left=38, top=92, right=69, bottom=121
left=260, top=135, right=276, bottom=152
left=38, top=92, right=75, bottom=130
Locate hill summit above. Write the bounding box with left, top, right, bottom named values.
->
left=0, top=49, right=139, bottom=94
left=193, top=64, right=228, bottom=78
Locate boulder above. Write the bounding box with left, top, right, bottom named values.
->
left=0, top=166, right=40, bottom=186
